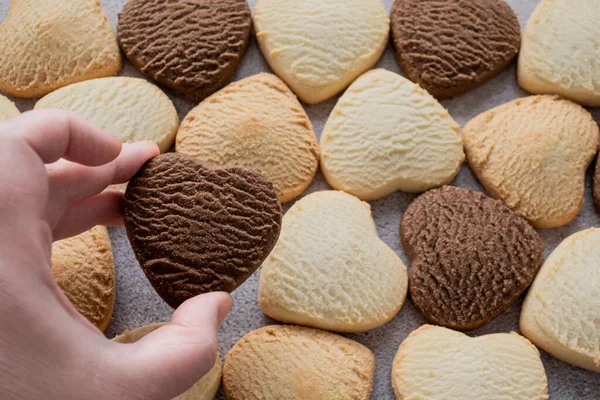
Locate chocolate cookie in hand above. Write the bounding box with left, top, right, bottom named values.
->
left=401, top=186, right=543, bottom=330
left=123, top=153, right=282, bottom=308
left=390, top=0, right=520, bottom=98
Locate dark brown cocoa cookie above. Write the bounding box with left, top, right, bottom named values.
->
left=123, top=153, right=281, bottom=308
left=400, top=186, right=543, bottom=330
left=117, top=0, right=252, bottom=101
left=390, top=0, right=521, bottom=98
left=594, top=156, right=600, bottom=212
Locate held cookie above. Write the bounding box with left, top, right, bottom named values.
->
left=35, top=77, right=178, bottom=152
left=392, top=325, right=548, bottom=400
left=518, top=0, right=600, bottom=107
left=51, top=226, right=115, bottom=332
left=390, top=0, right=520, bottom=98
left=320, top=69, right=464, bottom=200
left=462, top=95, right=599, bottom=228
left=118, top=0, right=251, bottom=102
left=521, top=228, right=600, bottom=373
left=0, top=94, right=19, bottom=121
left=223, top=325, right=375, bottom=400
left=253, top=0, right=389, bottom=104
left=113, top=323, right=222, bottom=399
left=176, top=73, right=319, bottom=203
left=259, top=191, right=407, bottom=333
left=0, top=0, right=121, bottom=98
left=123, top=153, right=281, bottom=309
left=401, top=186, right=544, bottom=330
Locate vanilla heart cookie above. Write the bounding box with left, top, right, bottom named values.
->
left=521, top=228, right=600, bottom=373
left=123, top=153, right=282, bottom=308
left=0, top=94, right=19, bottom=121
left=401, top=186, right=543, bottom=330
left=390, top=0, right=520, bottom=98
left=253, top=0, right=389, bottom=104
left=114, top=323, right=222, bottom=399
left=35, top=77, right=178, bottom=153
left=0, top=0, right=121, bottom=98
left=320, top=69, right=464, bottom=200
left=462, top=95, right=599, bottom=228
left=52, top=226, right=115, bottom=332
left=223, top=325, right=375, bottom=400
left=259, top=190, right=407, bottom=333
left=392, top=325, right=548, bottom=400
left=176, top=73, right=319, bottom=203
left=519, top=0, right=600, bottom=106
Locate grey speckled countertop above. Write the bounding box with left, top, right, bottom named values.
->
left=1, top=0, right=599, bottom=398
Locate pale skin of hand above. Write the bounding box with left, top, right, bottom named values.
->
left=0, top=110, right=233, bottom=400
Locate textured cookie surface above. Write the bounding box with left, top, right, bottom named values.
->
left=392, top=325, right=548, bottom=400
left=118, top=0, right=251, bottom=102
left=253, top=0, right=389, bottom=104
left=0, top=0, right=121, bottom=98
left=0, top=95, right=19, bottom=121
left=462, top=95, right=599, bottom=228
left=51, top=226, right=115, bottom=332
left=123, top=153, right=281, bottom=308
left=320, top=69, right=464, bottom=200
left=223, top=325, right=375, bottom=400
left=401, top=186, right=543, bottom=330
left=259, top=191, right=407, bottom=332
left=521, top=228, right=600, bottom=372
left=35, top=77, right=178, bottom=152
left=176, top=73, right=319, bottom=203
left=518, top=0, right=600, bottom=106
left=390, top=0, right=520, bottom=98
left=113, top=323, right=222, bottom=399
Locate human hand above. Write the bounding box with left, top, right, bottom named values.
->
left=0, top=110, right=233, bottom=399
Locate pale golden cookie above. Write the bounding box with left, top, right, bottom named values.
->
left=462, top=95, right=599, bottom=228
left=176, top=73, right=319, bottom=203
left=51, top=226, right=115, bottom=332
left=35, top=77, right=178, bottom=153
left=0, top=0, right=121, bottom=98
left=0, top=94, right=19, bottom=121
left=113, top=323, right=222, bottom=399
left=223, top=325, right=374, bottom=400
left=392, top=325, right=548, bottom=400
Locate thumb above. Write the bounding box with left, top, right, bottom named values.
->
left=108, top=292, right=233, bottom=400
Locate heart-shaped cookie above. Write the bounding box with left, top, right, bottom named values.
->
left=0, top=0, right=121, bottom=98
left=401, top=186, right=543, bottom=330
left=521, top=228, right=600, bottom=373
left=392, top=325, right=548, bottom=399
left=253, top=0, right=389, bottom=104
left=123, top=153, right=282, bottom=308
left=259, top=190, right=408, bottom=332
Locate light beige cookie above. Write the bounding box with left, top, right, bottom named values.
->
left=259, top=191, right=407, bottom=332
left=51, top=226, right=115, bottom=332
left=113, top=323, right=222, bottom=399
left=521, top=228, right=600, bottom=373
left=176, top=73, right=319, bottom=203
left=518, top=0, right=600, bottom=107
left=392, top=325, right=548, bottom=400
left=223, top=325, right=374, bottom=400
left=0, top=94, right=19, bottom=121
left=253, top=0, right=389, bottom=104
left=462, top=95, right=599, bottom=228
left=35, top=77, right=178, bottom=152
left=0, top=0, right=121, bottom=98
left=320, top=69, right=464, bottom=200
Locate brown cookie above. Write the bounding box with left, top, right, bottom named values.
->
left=123, top=153, right=281, bottom=308
left=390, top=0, right=521, bottom=98
left=594, top=156, right=600, bottom=212
left=400, top=186, right=543, bottom=330
left=117, top=0, right=252, bottom=101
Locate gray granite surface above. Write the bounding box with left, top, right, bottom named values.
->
left=1, top=0, right=599, bottom=398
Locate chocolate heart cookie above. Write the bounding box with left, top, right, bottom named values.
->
left=401, top=186, right=543, bottom=330
left=123, top=153, right=282, bottom=308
